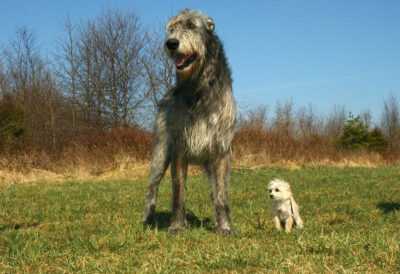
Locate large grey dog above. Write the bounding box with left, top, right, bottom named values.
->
left=143, top=9, right=236, bottom=234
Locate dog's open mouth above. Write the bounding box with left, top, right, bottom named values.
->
left=175, top=53, right=197, bottom=70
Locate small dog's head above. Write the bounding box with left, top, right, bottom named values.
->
left=267, top=179, right=292, bottom=201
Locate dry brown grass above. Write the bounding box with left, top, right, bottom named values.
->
left=0, top=123, right=399, bottom=185
left=0, top=152, right=393, bottom=186
left=233, top=123, right=399, bottom=168
left=0, top=127, right=153, bottom=185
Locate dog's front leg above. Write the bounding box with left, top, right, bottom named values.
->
left=273, top=216, right=282, bottom=231
left=143, top=110, right=170, bottom=225
left=207, top=154, right=232, bottom=235
left=284, top=217, right=294, bottom=233
left=168, top=153, right=188, bottom=233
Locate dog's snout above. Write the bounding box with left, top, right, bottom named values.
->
left=270, top=194, right=274, bottom=199
left=166, top=38, right=179, bottom=50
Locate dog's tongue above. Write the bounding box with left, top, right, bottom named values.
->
left=175, top=56, right=186, bottom=67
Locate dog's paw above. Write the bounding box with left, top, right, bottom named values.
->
left=215, top=226, right=234, bottom=236
left=143, top=216, right=155, bottom=227
left=168, top=222, right=187, bottom=234
left=143, top=205, right=156, bottom=226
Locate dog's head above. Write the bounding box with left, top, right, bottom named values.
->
left=165, top=9, right=215, bottom=80
left=267, top=179, right=293, bottom=201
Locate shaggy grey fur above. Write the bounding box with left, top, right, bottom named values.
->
left=143, top=9, right=236, bottom=234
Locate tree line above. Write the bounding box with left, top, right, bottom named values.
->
left=0, top=10, right=172, bottom=154
left=235, top=98, right=400, bottom=164
left=0, top=9, right=399, bottom=168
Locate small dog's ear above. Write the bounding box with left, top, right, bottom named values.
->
left=206, top=18, right=215, bottom=32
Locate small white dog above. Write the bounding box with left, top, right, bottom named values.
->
left=268, top=179, right=304, bottom=232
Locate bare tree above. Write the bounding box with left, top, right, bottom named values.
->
left=142, top=30, right=175, bottom=109
left=273, top=100, right=295, bottom=137
left=1, top=27, right=66, bottom=151
left=381, top=94, right=400, bottom=150
left=325, top=105, right=347, bottom=141
left=3, top=27, right=44, bottom=144
left=56, top=17, right=80, bottom=130
left=238, top=105, right=269, bottom=130
left=0, top=61, right=9, bottom=97
left=297, top=104, right=321, bottom=139
left=58, top=10, right=156, bottom=128
left=360, top=110, right=372, bottom=129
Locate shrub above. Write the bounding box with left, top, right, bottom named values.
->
left=0, top=96, right=24, bottom=150
left=338, top=114, right=369, bottom=150
left=367, top=127, right=388, bottom=152
left=338, top=114, right=389, bottom=153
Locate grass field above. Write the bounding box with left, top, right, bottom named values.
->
left=0, top=166, right=399, bottom=273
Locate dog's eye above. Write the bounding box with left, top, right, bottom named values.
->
left=167, top=23, right=176, bottom=33
left=268, top=189, right=272, bottom=193
left=186, top=20, right=196, bottom=29
left=275, top=188, right=279, bottom=192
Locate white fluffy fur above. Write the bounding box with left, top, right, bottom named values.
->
left=267, top=179, right=304, bottom=232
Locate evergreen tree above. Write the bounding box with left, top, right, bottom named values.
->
left=338, top=114, right=369, bottom=150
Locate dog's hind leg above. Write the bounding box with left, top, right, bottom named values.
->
left=290, top=197, right=304, bottom=229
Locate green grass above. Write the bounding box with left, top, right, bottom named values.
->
left=0, top=167, right=399, bottom=273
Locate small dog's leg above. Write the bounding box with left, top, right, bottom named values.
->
left=273, top=216, right=282, bottom=231
left=168, top=154, right=188, bottom=234
left=291, top=197, right=304, bottom=229
left=295, top=216, right=304, bottom=229
left=284, top=216, right=294, bottom=233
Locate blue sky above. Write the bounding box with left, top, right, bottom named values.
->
left=1, top=1, right=399, bottom=121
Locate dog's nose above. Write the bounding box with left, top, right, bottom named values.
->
left=166, top=38, right=179, bottom=50
left=270, top=195, right=274, bottom=199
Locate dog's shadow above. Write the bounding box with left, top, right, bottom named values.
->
left=144, top=210, right=213, bottom=231
left=377, top=202, right=400, bottom=214
left=0, top=222, right=40, bottom=232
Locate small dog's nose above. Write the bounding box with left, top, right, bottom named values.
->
left=270, top=195, right=274, bottom=199
left=166, top=38, right=179, bottom=50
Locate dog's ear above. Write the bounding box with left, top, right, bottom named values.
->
left=206, top=18, right=215, bottom=32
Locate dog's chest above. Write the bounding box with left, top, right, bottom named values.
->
left=177, top=110, right=220, bottom=157
left=166, top=100, right=219, bottom=157
left=273, top=202, right=292, bottom=220
left=166, top=90, right=234, bottom=159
